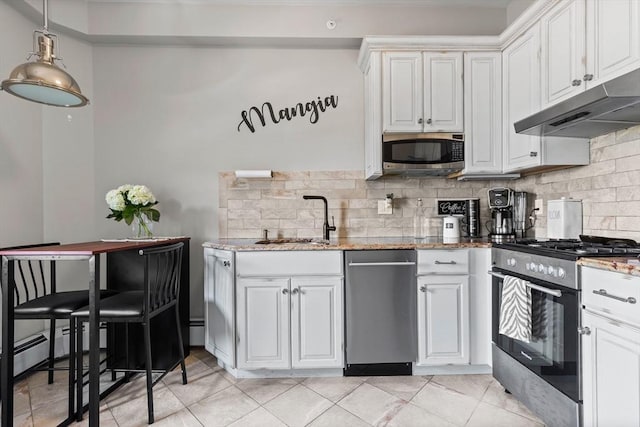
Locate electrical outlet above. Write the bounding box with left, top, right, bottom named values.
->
left=378, top=200, right=393, bottom=215
left=535, top=199, right=544, bottom=215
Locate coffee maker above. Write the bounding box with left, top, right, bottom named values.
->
left=487, top=188, right=515, bottom=243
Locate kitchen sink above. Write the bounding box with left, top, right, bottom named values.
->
left=254, top=238, right=329, bottom=245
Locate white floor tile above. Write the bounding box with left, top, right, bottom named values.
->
left=411, top=382, right=479, bottom=426
left=430, top=374, right=494, bottom=400
left=338, top=383, right=406, bottom=425
left=366, top=375, right=430, bottom=401
left=465, top=402, right=545, bottom=427
left=303, top=376, right=367, bottom=403
left=228, top=407, right=288, bottom=427
left=307, top=405, right=371, bottom=427
left=263, top=384, right=333, bottom=427
left=188, top=385, right=259, bottom=427
left=235, top=377, right=299, bottom=404
left=481, top=380, right=542, bottom=423
left=385, top=402, right=457, bottom=427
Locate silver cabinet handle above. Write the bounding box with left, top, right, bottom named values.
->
left=418, top=118, right=423, bottom=124
left=530, top=151, right=538, bottom=157
left=348, top=261, right=416, bottom=267
left=583, top=74, right=594, bottom=81
left=419, top=286, right=426, bottom=292
left=223, top=260, right=231, bottom=267
left=578, top=326, right=591, bottom=335
left=426, top=118, right=432, bottom=124
left=593, top=289, right=637, bottom=304
left=291, top=288, right=299, bottom=294
left=282, top=288, right=289, bottom=294
left=572, top=79, right=582, bottom=86
left=434, top=260, right=456, bottom=265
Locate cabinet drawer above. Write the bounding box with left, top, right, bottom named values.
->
left=582, top=266, right=640, bottom=326
left=417, top=249, right=469, bottom=274
left=236, top=250, right=342, bottom=276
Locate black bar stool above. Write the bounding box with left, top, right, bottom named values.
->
left=72, top=242, right=187, bottom=424
left=0, top=242, right=116, bottom=420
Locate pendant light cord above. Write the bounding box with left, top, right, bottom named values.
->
left=42, top=0, right=48, bottom=33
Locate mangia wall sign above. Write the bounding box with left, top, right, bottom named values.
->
left=237, top=95, right=338, bottom=133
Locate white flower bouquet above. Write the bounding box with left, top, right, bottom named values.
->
left=106, top=184, right=160, bottom=237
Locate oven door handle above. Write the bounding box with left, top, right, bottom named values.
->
left=488, top=271, right=562, bottom=298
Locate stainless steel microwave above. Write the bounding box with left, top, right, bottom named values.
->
left=382, top=132, right=464, bottom=176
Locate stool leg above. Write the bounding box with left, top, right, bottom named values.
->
left=174, top=306, right=187, bottom=385
left=143, top=320, right=155, bottom=424
left=68, top=318, right=76, bottom=421
left=48, top=318, right=56, bottom=384
left=76, top=320, right=84, bottom=422
left=124, top=323, right=130, bottom=383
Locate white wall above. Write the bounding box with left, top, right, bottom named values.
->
left=92, top=45, right=364, bottom=316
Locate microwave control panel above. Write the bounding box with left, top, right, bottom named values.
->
left=452, top=141, right=464, bottom=161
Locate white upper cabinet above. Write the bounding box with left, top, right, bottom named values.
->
left=363, top=52, right=383, bottom=180
left=586, top=0, right=640, bottom=87
left=540, top=0, right=585, bottom=108
left=383, top=51, right=463, bottom=133
left=462, top=51, right=503, bottom=174
left=541, top=0, right=640, bottom=108
left=502, top=23, right=542, bottom=172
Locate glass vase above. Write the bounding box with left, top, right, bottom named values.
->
left=132, top=212, right=154, bottom=238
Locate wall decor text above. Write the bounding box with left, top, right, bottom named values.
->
left=237, top=95, right=339, bottom=133
left=437, top=199, right=467, bottom=216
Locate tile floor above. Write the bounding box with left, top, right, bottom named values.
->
left=8, top=347, right=545, bottom=427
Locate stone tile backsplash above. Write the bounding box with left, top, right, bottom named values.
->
left=219, top=124, right=640, bottom=241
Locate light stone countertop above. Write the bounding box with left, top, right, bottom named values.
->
left=203, top=236, right=492, bottom=251
left=578, top=257, right=640, bottom=277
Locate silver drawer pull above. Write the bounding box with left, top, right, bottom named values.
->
left=434, top=260, right=457, bottom=265
left=348, top=261, right=416, bottom=267
left=593, top=289, right=637, bottom=304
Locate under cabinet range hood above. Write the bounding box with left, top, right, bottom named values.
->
left=514, top=68, right=640, bottom=139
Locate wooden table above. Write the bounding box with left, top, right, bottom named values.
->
left=1, top=238, right=190, bottom=426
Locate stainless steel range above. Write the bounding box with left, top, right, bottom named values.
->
left=490, top=236, right=640, bottom=427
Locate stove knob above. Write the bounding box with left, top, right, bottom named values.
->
left=558, top=267, right=566, bottom=278
left=507, top=258, right=517, bottom=267
left=538, top=264, right=547, bottom=274
left=529, top=262, right=537, bottom=272
left=547, top=266, right=556, bottom=276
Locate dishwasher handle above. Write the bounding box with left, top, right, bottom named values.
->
left=348, top=261, right=417, bottom=267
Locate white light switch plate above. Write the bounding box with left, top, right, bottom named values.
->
left=378, top=200, right=393, bottom=215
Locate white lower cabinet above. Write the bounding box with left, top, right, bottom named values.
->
left=417, top=275, right=470, bottom=365
left=416, top=250, right=470, bottom=366
left=234, top=251, right=344, bottom=371
left=204, top=248, right=236, bottom=368
left=581, top=266, right=640, bottom=427
left=581, top=309, right=640, bottom=427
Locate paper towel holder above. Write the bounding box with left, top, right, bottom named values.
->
left=234, top=170, right=273, bottom=179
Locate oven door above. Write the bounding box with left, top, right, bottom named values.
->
left=490, top=268, right=580, bottom=402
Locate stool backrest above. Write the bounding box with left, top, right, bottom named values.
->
left=1, top=243, right=60, bottom=307
left=139, top=242, right=184, bottom=316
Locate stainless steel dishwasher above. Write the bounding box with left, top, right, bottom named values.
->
left=344, top=250, right=417, bottom=376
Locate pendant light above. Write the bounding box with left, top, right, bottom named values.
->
left=1, top=0, right=89, bottom=107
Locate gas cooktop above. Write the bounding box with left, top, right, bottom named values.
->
left=495, top=235, right=640, bottom=260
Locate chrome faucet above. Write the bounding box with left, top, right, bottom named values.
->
left=303, top=195, right=336, bottom=240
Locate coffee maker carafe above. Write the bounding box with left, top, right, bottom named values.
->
left=487, top=188, right=515, bottom=243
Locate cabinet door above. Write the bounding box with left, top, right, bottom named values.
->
left=503, top=23, right=542, bottom=172
left=290, top=277, right=343, bottom=369
left=582, top=310, right=640, bottom=427
left=236, top=277, right=290, bottom=369
left=586, top=0, right=640, bottom=88
left=463, top=52, right=502, bottom=174
left=423, top=52, right=463, bottom=132
left=204, top=249, right=236, bottom=367
left=382, top=52, right=423, bottom=132
left=540, top=0, right=585, bottom=107
left=364, top=52, right=383, bottom=180
left=417, top=275, right=469, bottom=365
